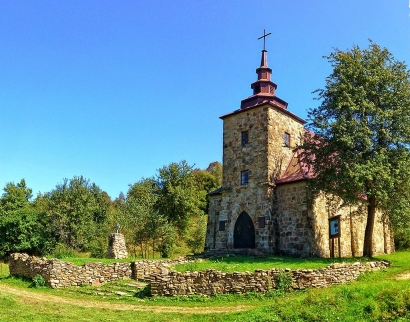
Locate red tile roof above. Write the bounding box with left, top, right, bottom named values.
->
left=275, top=130, right=316, bottom=185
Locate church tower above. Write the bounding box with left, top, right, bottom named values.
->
left=205, top=33, right=306, bottom=253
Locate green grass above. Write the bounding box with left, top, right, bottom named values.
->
left=173, top=254, right=367, bottom=273
left=0, top=262, right=9, bottom=278
left=1, top=252, right=410, bottom=321
left=47, top=253, right=364, bottom=271
left=51, top=256, right=134, bottom=266
left=48, top=255, right=174, bottom=266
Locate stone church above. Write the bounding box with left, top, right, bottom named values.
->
left=205, top=44, right=394, bottom=258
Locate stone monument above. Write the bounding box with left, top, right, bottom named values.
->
left=106, top=223, right=128, bottom=259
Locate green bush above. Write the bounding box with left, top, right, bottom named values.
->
left=31, top=274, right=46, bottom=288
left=394, top=228, right=410, bottom=250
left=88, top=238, right=107, bottom=258
left=277, top=270, right=292, bottom=292
left=0, top=207, right=55, bottom=258
left=51, top=243, right=75, bottom=259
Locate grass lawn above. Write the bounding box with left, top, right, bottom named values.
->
left=173, top=254, right=366, bottom=273
left=51, top=253, right=363, bottom=271
left=1, top=252, right=410, bottom=321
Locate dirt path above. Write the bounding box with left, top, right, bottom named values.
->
left=0, top=284, right=253, bottom=314
left=396, top=271, right=410, bottom=280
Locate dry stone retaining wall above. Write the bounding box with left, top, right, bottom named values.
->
left=9, top=253, right=191, bottom=288
left=150, top=260, right=391, bottom=296
left=9, top=253, right=391, bottom=296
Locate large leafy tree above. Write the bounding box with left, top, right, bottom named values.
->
left=0, top=180, right=54, bottom=257
left=0, top=207, right=54, bottom=257
left=300, top=42, right=410, bottom=256
left=121, top=161, right=222, bottom=257
left=120, top=178, right=177, bottom=258
left=37, top=176, right=111, bottom=251
left=1, top=179, right=32, bottom=213
left=154, top=160, right=205, bottom=233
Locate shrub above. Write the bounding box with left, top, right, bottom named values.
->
left=31, top=274, right=46, bottom=288
left=394, top=228, right=410, bottom=250
left=88, top=237, right=107, bottom=258
left=277, top=270, right=293, bottom=292
left=51, top=243, right=75, bottom=259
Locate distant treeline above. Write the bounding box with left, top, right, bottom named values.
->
left=0, top=160, right=222, bottom=259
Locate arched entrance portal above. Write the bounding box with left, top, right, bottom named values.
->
left=234, top=211, right=255, bottom=248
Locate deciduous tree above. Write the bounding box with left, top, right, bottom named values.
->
left=37, top=176, right=110, bottom=251
left=0, top=179, right=32, bottom=213
left=300, top=41, right=410, bottom=256
left=0, top=180, right=54, bottom=257
left=154, top=160, right=205, bottom=233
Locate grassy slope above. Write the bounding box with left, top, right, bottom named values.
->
left=1, top=252, right=410, bottom=321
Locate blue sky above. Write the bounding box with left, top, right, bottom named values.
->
left=1, top=1, right=409, bottom=199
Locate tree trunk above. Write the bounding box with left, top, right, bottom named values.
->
left=349, top=208, right=356, bottom=257
left=363, top=196, right=376, bottom=257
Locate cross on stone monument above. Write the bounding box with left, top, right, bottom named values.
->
left=258, top=29, right=272, bottom=51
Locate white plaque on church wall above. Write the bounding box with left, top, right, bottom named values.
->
left=329, top=216, right=340, bottom=238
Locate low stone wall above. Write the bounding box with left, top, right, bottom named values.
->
left=9, top=253, right=391, bottom=296
left=150, top=260, right=391, bottom=296
left=9, top=253, right=132, bottom=288
left=9, top=253, right=192, bottom=288
left=131, top=259, right=182, bottom=280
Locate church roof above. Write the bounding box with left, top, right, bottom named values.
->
left=208, top=187, right=222, bottom=196
left=275, top=131, right=316, bottom=185
left=275, top=151, right=310, bottom=185
left=220, top=100, right=306, bottom=125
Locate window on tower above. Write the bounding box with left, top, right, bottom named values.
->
left=258, top=216, right=266, bottom=228
left=241, top=131, right=249, bottom=145
left=284, top=132, right=290, bottom=147
left=241, top=170, right=249, bottom=185
left=219, top=220, right=226, bottom=231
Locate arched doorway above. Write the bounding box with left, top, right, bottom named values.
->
left=234, top=211, right=255, bottom=248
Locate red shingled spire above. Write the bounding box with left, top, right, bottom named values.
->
left=239, top=30, right=289, bottom=110
left=240, top=48, right=287, bottom=110
left=260, top=49, right=268, bottom=67
left=250, top=49, right=276, bottom=97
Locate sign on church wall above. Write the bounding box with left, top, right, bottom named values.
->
left=329, top=215, right=340, bottom=238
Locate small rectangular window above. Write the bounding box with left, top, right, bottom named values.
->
left=219, top=220, right=226, bottom=231
left=284, top=132, right=290, bottom=147
left=241, top=170, right=249, bottom=185
left=241, top=131, right=249, bottom=145
left=258, top=216, right=266, bottom=228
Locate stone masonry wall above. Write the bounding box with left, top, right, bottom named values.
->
left=205, top=195, right=224, bottom=250
left=9, top=253, right=192, bottom=288
left=9, top=253, right=391, bottom=297
left=274, top=184, right=394, bottom=257
left=151, top=260, right=391, bottom=296
left=274, top=181, right=313, bottom=256
left=311, top=192, right=394, bottom=257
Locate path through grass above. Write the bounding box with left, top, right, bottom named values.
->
left=1, top=252, right=410, bottom=321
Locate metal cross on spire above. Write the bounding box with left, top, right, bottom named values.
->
left=258, top=29, right=272, bottom=51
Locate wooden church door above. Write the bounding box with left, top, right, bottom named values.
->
left=234, top=212, right=255, bottom=248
